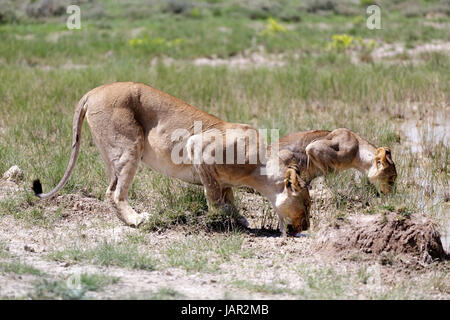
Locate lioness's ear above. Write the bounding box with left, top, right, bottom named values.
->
left=284, top=161, right=301, bottom=193
left=376, top=147, right=393, bottom=165
left=383, top=147, right=394, bottom=165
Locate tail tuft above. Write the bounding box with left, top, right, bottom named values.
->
left=32, top=179, right=43, bottom=196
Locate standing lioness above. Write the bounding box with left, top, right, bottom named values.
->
left=33, top=82, right=310, bottom=235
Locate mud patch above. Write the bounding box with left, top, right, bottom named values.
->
left=371, top=41, right=450, bottom=64
left=40, top=61, right=89, bottom=71
left=193, top=52, right=286, bottom=69
left=42, top=193, right=113, bottom=221
left=400, top=113, right=449, bottom=153
left=315, top=213, right=447, bottom=264
left=0, top=180, right=19, bottom=201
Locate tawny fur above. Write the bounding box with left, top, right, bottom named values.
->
left=278, top=128, right=397, bottom=194
left=33, top=82, right=310, bottom=235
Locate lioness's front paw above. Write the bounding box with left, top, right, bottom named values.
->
left=135, top=212, right=151, bottom=227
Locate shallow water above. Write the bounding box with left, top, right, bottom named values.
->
left=442, top=234, right=449, bottom=254
left=400, top=116, right=449, bottom=153
left=441, top=220, right=450, bottom=254
left=400, top=114, right=449, bottom=254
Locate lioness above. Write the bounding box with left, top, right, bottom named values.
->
left=278, top=128, right=397, bottom=193
left=32, top=82, right=310, bottom=235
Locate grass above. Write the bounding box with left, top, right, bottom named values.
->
left=0, top=260, right=43, bottom=276
left=123, top=287, right=185, bottom=300
left=77, top=273, right=120, bottom=292
left=0, top=241, right=9, bottom=258
left=232, top=279, right=294, bottom=296
left=48, top=233, right=249, bottom=274
left=231, top=261, right=448, bottom=299
left=163, top=233, right=249, bottom=273
left=148, top=287, right=185, bottom=300
left=0, top=240, right=43, bottom=277
left=138, top=174, right=248, bottom=232
left=164, top=240, right=212, bottom=273
left=0, top=0, right=448, bottom=300
left=29, top=278, right=87, bottom=300
left=28, top=273, right=119, bottom=300
left=49, top=240, right=158, bottom=271
left=140, top=176, right=208, bottom=231
left=0, top=190, right=64, bottom=227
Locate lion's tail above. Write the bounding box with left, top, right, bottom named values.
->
left=32, top=95, right=89, bottom=199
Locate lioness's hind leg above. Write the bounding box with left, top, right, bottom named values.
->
left=111, top=133, right=146, bottom=227
left=87, top=108, right=146, bottom=227
left=305, top=140, right=338, bottom=174
left=305, top=136, right=357, bottom=174
left=89, top=132, right=117, bottom=201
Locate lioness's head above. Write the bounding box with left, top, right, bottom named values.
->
left=368, top=147, right=397, bottom=194
left=275, top=161, right=311, bottom=234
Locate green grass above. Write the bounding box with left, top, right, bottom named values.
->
left=232, top=279, right=294, bottom=296
left=164, top=241, right=211, bottom=273
left=28, top=273, right=118, bottom=300
left=0, top=241, right=43, bottom=276
left=0, top=190, right=64, bottom=227
left=163, top=233, right=248, bottom=273
left=140, top=175, right=208, bottom=231
left=29, top=278, right=86, bottom=300
left=49, top=234, right=249, bottom=274
left=0, top=0, right=447, bottom=234
left=49, top=240, right=158, bottom=271
left=0, top=0, right=448, bottom=299
left=147, top=287, right=184, bottom=300
left=78, top=273, right=120, bottom=291
left=0, top=241, right=9, bottom=258
left=232, top=262, right=447, bottom=299
left=123, top=287, right=185, bottom=300
left=0, top=260, right=43, bottom=276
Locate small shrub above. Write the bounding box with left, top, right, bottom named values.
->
left=0, top=260, right=42, bottom=276
left=163, top=0, right=195, bottom=15
left=241, top=0, right=282, bottom=20
left=259, top=18, right=287, bottom=36
left=304, top=0, right=337, bottom=13
left=327, top=34, right=354, bottom=51
left=360, top=0, right=378, bottom=6
left=78, top=273, right=120, bottom=291
left=25, top=0, right=68, bottom=18
left=30, top=279, right=86, bottom=300
left=0, top=0, right=19, bottom=24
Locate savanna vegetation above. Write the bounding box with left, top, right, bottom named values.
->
left=0, top=0, right=448, bottom=299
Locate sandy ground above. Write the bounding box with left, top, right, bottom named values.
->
left=0, top=176, right=448, bottom=299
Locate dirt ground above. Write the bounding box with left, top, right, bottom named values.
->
left=0, top=176, right=448, bottom=300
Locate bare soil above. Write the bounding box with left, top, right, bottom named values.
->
left=315, top=213, right=447, bottom=264
left=0, top=178, right=448, bottom=299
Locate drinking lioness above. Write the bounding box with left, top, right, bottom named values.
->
left=278, top=128, right=397, bottom=194
left=32, top=82, right=310, bottom=236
